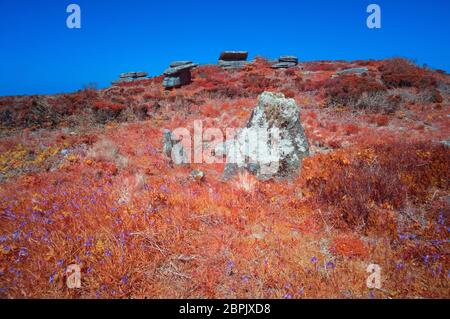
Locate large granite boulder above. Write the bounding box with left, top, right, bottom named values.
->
left=217, top=92, right=310, bottom=180
left=163, top=61, right=197, bottom=89
left=218, top=51, right=249, bottom=69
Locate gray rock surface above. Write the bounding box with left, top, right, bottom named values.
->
left=163, top=62, right=197, bottom=89
left=272, top=61, right=298, bottom=69
left=163, top=129, right=189, bottom=165
left=218, top=51, right=249, bottom=69
left=271, top=55, right=299, bottom=68
left=218, top=60, right=249, bottom=69
left=336, top=67, right=368, bottom=76
left=190, top=169, right=205, bottom=181
left=162, top=77, right=182, bottom=88
left=112, top=71, right=148, bottom=85
left=120, top=71, right=148, bottom=79
left=279, top=56, right=299, bottom=63
left=170, top=61, right=193, bottom=68
left=218, top=92, right=309, bottom=180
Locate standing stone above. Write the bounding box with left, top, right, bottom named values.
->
left=218, top=92, right=309, bottom=180
left=163, top=129, right=189, bottom=165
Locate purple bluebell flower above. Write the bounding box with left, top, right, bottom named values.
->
left=310, top=257, right=318, bottom=264
left=85, top=237, right=93, bottom=247
left=326, top=261, right=335, bottom=269
left=226, top=260, right=234, bottom=273
left=49, top=272, right=56, bottom=284
left=18, top=247, right=28, bottom=257
left=121, top=274, right=128, bottom=285
left=283, top=293, right=292, bottom=299
left=12, top=230, right=20, bottom=241
left=105, top=250, right=112, bottom=257
left=438, top=211, right=445, bottom=225
left=241, top=275, right=250, bottom=283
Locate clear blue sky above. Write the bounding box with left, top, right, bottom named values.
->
left=0, top=0, right=449, bottom=96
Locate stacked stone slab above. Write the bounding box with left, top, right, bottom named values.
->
left=272, top=56, right=299, bottom=69
left=218, top=51, right=249, bottom=69
left=112, top=72, right=148, bottom=85
left=163, top=61, right=197, bottom=89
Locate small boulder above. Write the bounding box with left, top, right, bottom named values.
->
left=190, top=169, right=205, bottom=181
left=336, top=67, right=368, bottom=76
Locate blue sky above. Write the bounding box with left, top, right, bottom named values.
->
left=0, top=0, right=449, bottom=96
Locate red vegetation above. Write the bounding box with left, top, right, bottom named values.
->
left=0, top=58, right=449, bottom=299
left=302, top=142, right=449, bottom=231
left=343, top=123, right=360, bottom=135
left=379, top=58, right=437, bottom=89
left=322, top=74, right=386, bottom=108
left=332, top=235, right=368, bottom=259
left=369, top=114, right=390, bottom=127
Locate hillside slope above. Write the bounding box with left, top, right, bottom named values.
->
left=0, top=58, right=449, bottom=298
